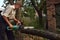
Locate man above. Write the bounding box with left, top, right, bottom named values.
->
left=0, top=2, right=21, bottom=40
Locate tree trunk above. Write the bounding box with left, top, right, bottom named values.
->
left=31, top=0, right=43, bottom=27
left=38, top=10, right=43, bottom=27
left=15, top=0, right=23, bottom=40
left=20, top=29, right=60, bottom=40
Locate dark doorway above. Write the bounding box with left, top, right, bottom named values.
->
left=55, top=3, right=60, bottom=28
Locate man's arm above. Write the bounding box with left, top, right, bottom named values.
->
left=2, top=16, right=13, bottom=28
left=13, top=17, right=21, bottom=25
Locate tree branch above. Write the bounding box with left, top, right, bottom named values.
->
left=30, top=0, right=39, bottom=11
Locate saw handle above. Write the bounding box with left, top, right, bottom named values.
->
left=7, top=25, right=19, bottom=30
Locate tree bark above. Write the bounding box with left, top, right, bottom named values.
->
left=20, top=29, right=60, bottom=40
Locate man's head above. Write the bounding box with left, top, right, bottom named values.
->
left=14, top=2, right=21, bottom=9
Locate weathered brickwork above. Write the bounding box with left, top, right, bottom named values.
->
left=46, top=0, right=60, bottom=32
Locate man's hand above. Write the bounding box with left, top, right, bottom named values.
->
left=13, top=18, right=21, bottom=25
left=9, top=24, right=13, bottom=29
left=17, top=21, right=21, bottom=25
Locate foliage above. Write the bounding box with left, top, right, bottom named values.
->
left=20, top=0, right=47, bottom=29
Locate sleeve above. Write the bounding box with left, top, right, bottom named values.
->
left=1, top=5, right=12, bottom=17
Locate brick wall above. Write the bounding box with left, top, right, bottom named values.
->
left=46, top=0, right=60, bottom=32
